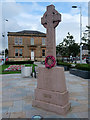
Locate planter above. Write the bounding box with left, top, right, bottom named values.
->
left=70, top=68, right=90, bottom=79
left=21, top=66, right=32, bottom=78
left=57, top=65, right=69, bottom=71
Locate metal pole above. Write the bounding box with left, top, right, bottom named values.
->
left=80, top=6, right=82, bottom=64
left=3, top=19, right=8, bottom=63
left=3, top=19, right=5, bottom=63
left=3, top=19, right=6, bottom=64
left=72, top=5, right=82, bottom=64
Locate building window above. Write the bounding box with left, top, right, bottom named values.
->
left=31, top=38, right=34, bottom=45
left=19, top=38, right=22, bottom=45
left=42, top=38, right=45, bottom=45
left=15, top=49, right=18, bottom=57
left=15, top=37, right=18, bottom=45
left=19, top=49, right=22, bottom=57
left=42, top=49, right=45, bottom=57
left=15, top=37, right=22, bottom=45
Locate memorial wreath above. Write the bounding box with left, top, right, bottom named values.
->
left=45, top=56, right=56, bottom=68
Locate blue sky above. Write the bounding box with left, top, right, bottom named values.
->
left=0, top=1, right=89, bottom=51
left=16, top=2, right=88, bottom=16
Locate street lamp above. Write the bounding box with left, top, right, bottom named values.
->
left=2, top=19, right=8, bottom=63
left=72, top=5, right=82, bottom=64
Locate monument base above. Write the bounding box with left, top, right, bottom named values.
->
left=33, top=99, right=70, bottom=115
left=32, top=67, right=71, bottom=115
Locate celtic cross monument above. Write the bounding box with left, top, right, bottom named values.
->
left=41, top=5, right=61, bottom=60
left=32, top=5, right=71, bottom=115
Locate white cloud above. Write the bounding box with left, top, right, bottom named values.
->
left=3, top=0, right=89, bottom=2
left=56, top=13, right=88, bottom=45
left=1, top=0, right=90, bottom=2
left=0, top=2, right=24, bottom=50
left=2, top=2, right=23, bottom=19
left=15, top=0, right=90, bottom=2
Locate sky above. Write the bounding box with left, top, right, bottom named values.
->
left=0, top=0, right=89, bottom=51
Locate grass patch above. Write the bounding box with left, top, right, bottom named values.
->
left=0, top=65, right=10, bottom=74
left=1, top=71, right=21, bottom=74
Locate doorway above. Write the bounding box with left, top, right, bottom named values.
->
left=31, top=50, right=34, bottom=61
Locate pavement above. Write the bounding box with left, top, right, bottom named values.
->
left=0, top=62, right=88, bottom=118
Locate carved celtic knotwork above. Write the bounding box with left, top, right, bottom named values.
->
left=41, top=5, right=61, bottom=28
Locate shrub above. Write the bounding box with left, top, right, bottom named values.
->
left=5, top=61, right=34, bottom=65
left=57, top=60, right=71, bottom=68
left=75, top=64, right=90, bottom=71
left=57, top=59, right=62, bottom=63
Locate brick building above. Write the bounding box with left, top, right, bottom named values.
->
left=8, top=30, right=46, bottom=61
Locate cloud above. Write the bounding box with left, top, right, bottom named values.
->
left=5, top=0, right=90, bottom=2
left=56, top=13, right=88, bottom=45
left=16, top=0, right=90, bottom=2
left=2, top=2, right=23, bottom=19
left=19, top=2, right=45, bottom=13
left=0, top=1, right=24, bottom=50
left=0, top=0, right=90, bottom=2
left=15, top=13, right=44, bottom=31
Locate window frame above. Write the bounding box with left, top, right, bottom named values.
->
left=15, top=48, right=18, bottom=57
left=14, top=37, right=18, bottom=45
left=42, top=49, right=45, bottom=57
left=19, top=48, right=22, bottom=57
left=42, top=38, right=45, bottom=45
left=19, top=38, right=22, bottom=45
left=31, top=38, right=34, bottom=45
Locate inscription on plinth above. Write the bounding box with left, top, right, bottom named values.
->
left=43, top=93, right=52, bottom=99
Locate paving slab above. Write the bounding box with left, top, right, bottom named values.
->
left=1, top=66, right=88, bottom=118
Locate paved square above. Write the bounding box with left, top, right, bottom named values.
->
left=0, top=66, right=88, bottom=118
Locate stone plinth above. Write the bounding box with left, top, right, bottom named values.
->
left=32, top=67, right=71, bottom=115
left=21, top=67, right=32, bottom=78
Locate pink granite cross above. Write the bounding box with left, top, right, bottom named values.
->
left=41, top=5, right=61, bottom=59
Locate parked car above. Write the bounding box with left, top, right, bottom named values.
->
left=82, top=57, right=86, bottom=60
left=86, top=57, right=90, bottom=64
left=62, top=57, right=67, bottom=62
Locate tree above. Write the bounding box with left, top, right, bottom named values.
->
left=63, top=32, right=75, bottom=46
left=68, top=43, right=80, bottom=57
left=56, top=32, right=80, bottom=57
left=81, top=25, right=90, bottom=55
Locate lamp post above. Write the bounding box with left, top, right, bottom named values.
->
left=2, top=19, right=8, bottom=63
left=72, top=5, right=82, bottom=64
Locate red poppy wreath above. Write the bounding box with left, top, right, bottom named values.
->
left=45, top=56, right=56, bottom=68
